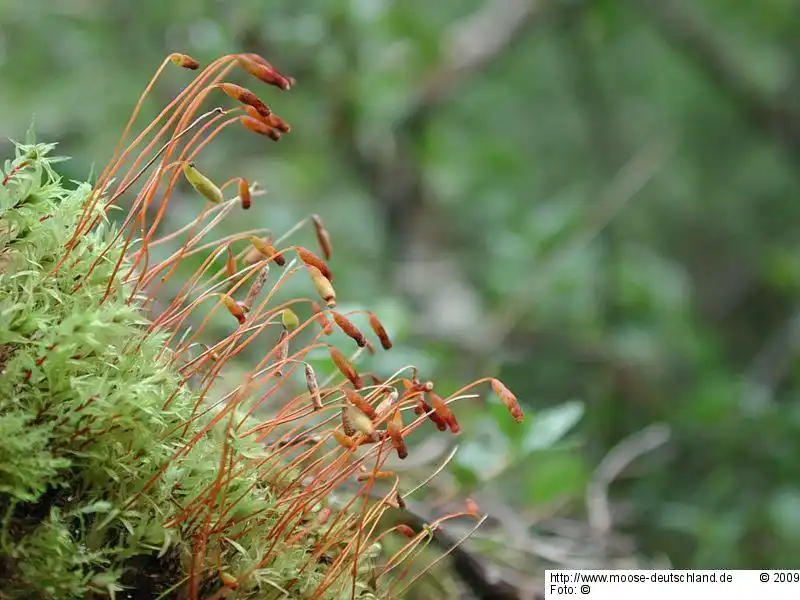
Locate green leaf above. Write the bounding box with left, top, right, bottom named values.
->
left=25, top=118, right=36, bottom=146
left=525, top=449, right=587, bottom=504
left=75, top=501, right=113, bottom=515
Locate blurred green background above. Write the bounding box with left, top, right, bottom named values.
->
left=3, top=0, right=800, bottom=593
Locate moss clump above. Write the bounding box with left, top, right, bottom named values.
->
left=0, top=139, right=377, bottom=599
left=0, top=52, right=523, bottom=600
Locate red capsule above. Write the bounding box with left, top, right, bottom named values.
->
left=367, top=311, right=392, bottom=350
left=332, top=312, right=366, bottom=348
left=219, top=82, right=271, bottom=117
left=221, top=294, right=246, bottom=324
left=343, top=387, right=377, bottom=420
left=296, top=247, right=332, bottom=281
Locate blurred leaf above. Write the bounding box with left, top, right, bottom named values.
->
left=521, top=400, right=584, bottom=454
left=455, top=417, right=511, bottom=481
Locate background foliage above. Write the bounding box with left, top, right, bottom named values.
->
left=3, top=0, right=800, bottom=590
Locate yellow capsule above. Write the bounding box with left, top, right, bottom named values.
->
left=182, top=162, right=223, bottom=204
left=308, top=265, right=336, bottom=307
left=347, top=406, right=375, bottom=438
left=281, top=308, right=299, bottom=330
left=169, top=53, right=200, bottom=70
left=219, top=571, right=238, bottom=589
left=248, top=236, right=286, bottom=266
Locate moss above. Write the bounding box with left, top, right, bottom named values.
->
left=0, top=51, right=522, bottom=599
left=0, top=140, right=378, bottom=599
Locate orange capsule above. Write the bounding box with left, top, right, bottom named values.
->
left=491, top=378, right=523, bottom=423
left=238, top=178, right=251, bottom=209
left=225, top=244, right=236, bottom=279
left=332, top=430, right=357, bottom=450
left=239, top=115, right=281, bottom=141
left=296, top=246, right=332, bottom=281
left=386, top=410, right=407, bottom=459
left=332, top=312, right=366, bottom=348
left=266, top=113, right=291, bottom=133
left=310, top=214, right=332, bottom=260
left=219, top=82, right=271, bottom=117
left=356, top=470, right=396, bottom=482
left=221, top=294, right=246, bottom=324
left=237, top=54, right=293, bottom=90
left=367, top=311, right=392, bottom=350
left=249, top=236, right=286, bottom=266
left=465, top=498, right=480, bottom=518
left=305, top=364, right=322, bottom=410
left=244, top=105, right=269, bottom=123
left=329, top=345, right=362, bottom=388
left=343, top=387, right=376, bottom=420
left=169, top=53, right=200, bottom=70
left=309, top=266, right=336, bottom=307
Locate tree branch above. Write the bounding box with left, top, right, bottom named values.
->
left=634, top=0, right=800, bottom=159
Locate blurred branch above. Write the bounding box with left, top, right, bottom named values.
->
left=398, top=497, right=538, bottom=600
left=488, top=135, right=677, bottom=350
left=400, top=0, right=550, bottom=126
left=558, top=5, right=626, bottom=174
left=586, top=424, right=671, bottom=540
left=746, top=307, right=800, bottom=394
left=634, top=0, right=800, bottom=159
